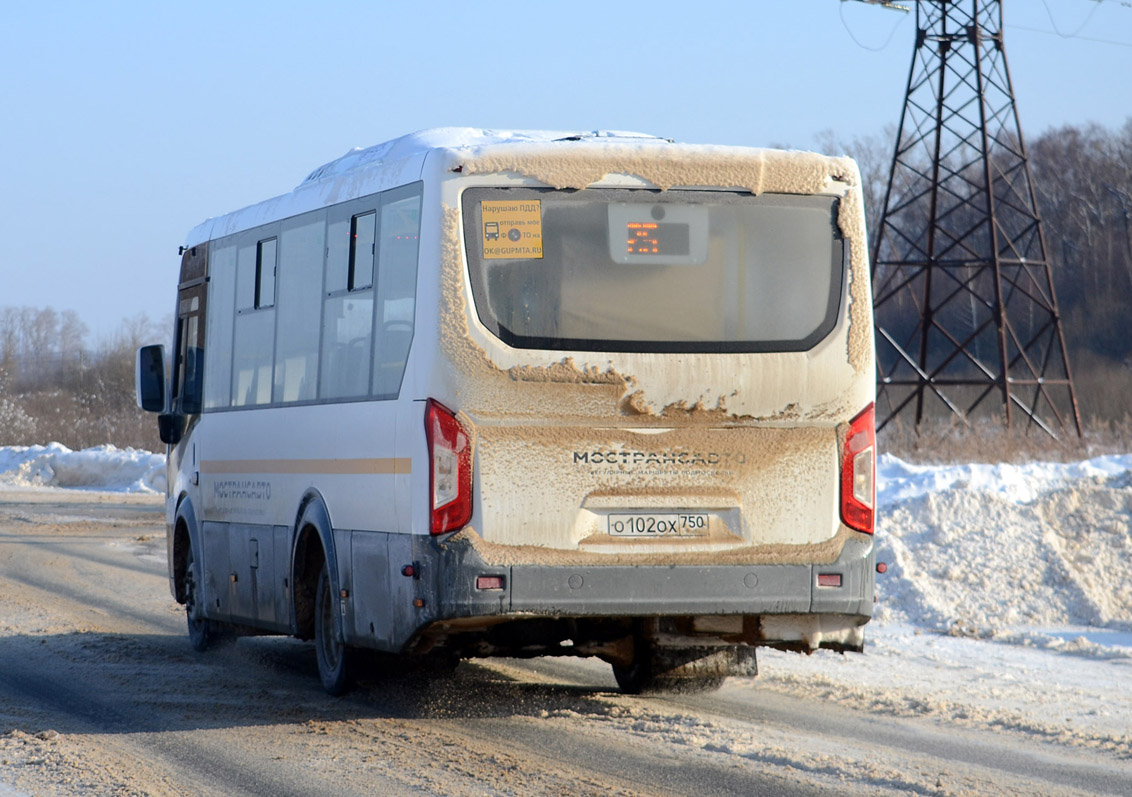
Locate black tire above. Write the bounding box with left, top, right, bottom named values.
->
left=611, top=653, right=653, bottom=695
left=184, top=543, right=217, bottom=652
left=315, top=563, right=353, bottom=695
left=612, top=640, right=726, bottom=695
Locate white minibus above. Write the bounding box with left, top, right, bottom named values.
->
left=137, top=128, right=877, bottom=694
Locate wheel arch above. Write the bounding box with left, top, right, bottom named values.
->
left=171, top=493, right=199, bottom=605
left=291, top=490, right=338, bottom=641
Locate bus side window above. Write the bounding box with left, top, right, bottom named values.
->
left=182, top=345, right=203, bottom=415
left=372, top=186, right=421, bottom=398
left=320, top=208, right=375, bottom=400
left=204, top=245, right=236, bottom=410
left=232, top=237, right=277, bottom=407
left=273, top=212, right=325, bottom=405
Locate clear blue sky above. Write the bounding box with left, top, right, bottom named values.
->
left=2, top=0, right=1129, bottom=341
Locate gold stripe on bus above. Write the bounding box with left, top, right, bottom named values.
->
left=200, top=458, right=411, bottom=475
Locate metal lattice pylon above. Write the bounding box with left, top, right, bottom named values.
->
left=871, top=0, right=1082, bottom=437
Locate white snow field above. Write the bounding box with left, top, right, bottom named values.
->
left=1, top=443, right=1129, bottom=756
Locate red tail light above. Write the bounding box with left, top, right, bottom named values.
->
left=840, top=403, right=875, bottom=534
left=425, top=399, right=473, bottom=535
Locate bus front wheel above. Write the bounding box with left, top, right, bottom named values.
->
left=314, top=563, right=353, bottom=695
left=184, top=544, right=218, bottom=652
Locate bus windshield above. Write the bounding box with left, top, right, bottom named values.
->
left=462, top=188, right=844, bottom=353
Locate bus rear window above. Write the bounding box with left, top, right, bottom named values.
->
left=462, top=188, right=844, bottom=353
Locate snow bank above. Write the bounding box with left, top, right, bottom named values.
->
left=0, top=443, right=166, bottom=494
left=876, top=453, right=1132, bottom=638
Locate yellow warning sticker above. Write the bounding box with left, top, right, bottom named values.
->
left=481, top=200, right=543, bottom=259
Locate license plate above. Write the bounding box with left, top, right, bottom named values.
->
left=607, top=513, right=709, bottom=537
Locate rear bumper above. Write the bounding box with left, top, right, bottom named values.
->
left=414, top=530, right=875, bottom=629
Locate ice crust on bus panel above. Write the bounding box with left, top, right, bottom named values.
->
left=146, top=128, right=876, bottom=695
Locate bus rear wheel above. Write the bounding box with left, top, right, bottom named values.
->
left=612, top=639, right=729, bottom=695
left=315, top=563, right=353, bottom=695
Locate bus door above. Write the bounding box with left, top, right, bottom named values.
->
left=171, top=248, right=207, bottom=564
left=173, top=290, right=204, bottom=420
left=172, top=245, right=208, bottom=432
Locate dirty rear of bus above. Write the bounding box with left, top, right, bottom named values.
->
left=410, top=132, right=877, bottom=692
left=143, top=129, right=876, bottom=696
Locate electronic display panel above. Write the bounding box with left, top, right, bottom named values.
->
left=608, top=204, right=709, bottom=265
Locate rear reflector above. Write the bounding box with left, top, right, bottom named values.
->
left=476, top=575, right=505, bottom=591
left=817, top=573, right=842, bottom=588
left=840, top=403, right=876, bottom=534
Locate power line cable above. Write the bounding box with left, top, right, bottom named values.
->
left=1007, top=22, right=1132, bottom=49
left=839, top=1, right=908, bottom=51
left=1040, top=0, right=1103, bottom=38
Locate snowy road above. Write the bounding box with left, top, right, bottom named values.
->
left=1, top=488, right=1130, bottom=795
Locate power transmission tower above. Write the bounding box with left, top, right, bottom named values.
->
left=870, top=0, right=1082, bottom=437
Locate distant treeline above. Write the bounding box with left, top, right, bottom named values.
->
left=820, top=119, right=1132, bottom=424
left=0, top=308, right=165, bottom=450
left=1031, top=121, right=1132, bottom=422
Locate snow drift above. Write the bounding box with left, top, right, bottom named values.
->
left=0, top=443, right=166, bottom=494
left=876, top=453, right=1132, bottom=635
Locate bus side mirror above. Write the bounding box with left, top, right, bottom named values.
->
left=157, top=412, right=185, bottom=446
left=136, top=344, right=167, bottom=413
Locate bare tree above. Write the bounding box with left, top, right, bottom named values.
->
left=23, top=306, right=60, bottom=388
left=0, top=307, right=21, bottom=381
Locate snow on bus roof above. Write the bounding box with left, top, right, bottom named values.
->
left=300, top=127, right=670, bottom=185
left=185, top=128, right=672, bottom=247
